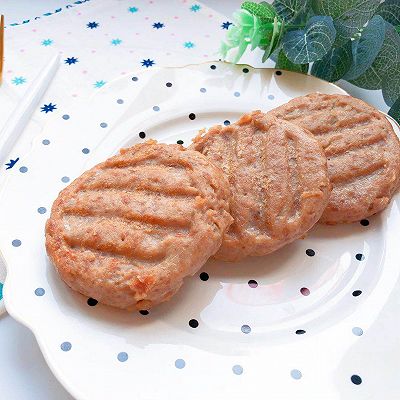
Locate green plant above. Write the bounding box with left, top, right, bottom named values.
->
left=221, top=0, right=400, bottom=122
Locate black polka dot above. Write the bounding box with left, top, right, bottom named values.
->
left=177, top=140, right=184, bottom=145
left=306, top=249, right=315, bottom=257
left=132, top=76, right=138, bottom=81
left=355, top=253, right=365, bottom=261
left=199, top=272, right=209, bottom=281
left=166, top=82, right=172, bottom=87
left=224, top=120, right=230, bottom=126
left=360, top=219, right=369, bottom=226
left=189, top=113, right=196, bottom=120
left=300, top=287, right=310, bottom=296
left=276, top=70, right=282, bottom=76
left=242, top=68, right=249, bottom=73
left=351, top=375, right=362, bottom=385
left=352, top=290, right=362, bottom=297
left=139, top=131, right=146, bottom=139
left=295, top=329, right=306, bottom=335
left=248, top=280, right=258, bottom=288
left=139, top=310, right=149, bottom=315
left=87, top=298, right=98, bottom=306
left=210, top=65, right=216, bottom=70
left=189, top=319, right=199, bottom=328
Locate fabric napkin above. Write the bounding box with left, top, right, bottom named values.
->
left=0, top=0, right=231, bottom=315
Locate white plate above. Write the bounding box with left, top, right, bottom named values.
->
left=1, top=62, right=400, bottom=400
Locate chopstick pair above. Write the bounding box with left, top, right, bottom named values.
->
left=0, top=53, right=60, bottom=169
left=0, top=19, right=60, bottom=168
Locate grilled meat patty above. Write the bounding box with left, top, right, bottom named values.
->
left=46, top=141, right=233, bottom=310
left=190, top=111, right=331, bottom=261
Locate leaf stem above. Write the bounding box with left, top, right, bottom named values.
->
left=285, top=24, right=306, bottom=30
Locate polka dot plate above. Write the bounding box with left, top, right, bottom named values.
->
left=1, top=62, right=400, bottom=400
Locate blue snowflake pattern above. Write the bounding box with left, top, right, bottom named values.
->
left=94, top=80, right=106, bottom=88
left=128, top=6, right=138, bottom=13
left=184, top=41, right=195, bottom=49
left=41, top=103, right=57, bottom=113
left=221, top=21, right=233, bottom=30
left=141, top=59, right=155, bottom=68
left=87, top=21, right=99, bottom=29
left=64, top=57, right=78, bottom=65
left=41, top=39, right=53, bottom=46
left=152, top=22, right=165, bottom=29
left=190, top=4, right=201, bottom=12
left=11, top=76, right=26, bottom=85
left=5, top=157, right=19, bottom=170
left=111, top=38, right=122, bottom=46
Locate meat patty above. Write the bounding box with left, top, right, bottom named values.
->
left=46, top=141, right=233, bottom=310
left=190, top=111, right=331, bottom=261
left=269, top=93, right=400, bottom=224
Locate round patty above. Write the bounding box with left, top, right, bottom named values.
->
left=190, top=111, right=331, bottom=261
left=269, top=93, right=400, bottom=224
left=46, top=142, right=233, bottom=310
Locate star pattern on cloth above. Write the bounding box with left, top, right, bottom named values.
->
left=11, top=76, right=26, bottom=85
left=41, top=39, right=53, bottom=46
left=190, top=4, right=201, bottom=12
left=111, top=38, right=122, bottom=46
left=87, top=21, right=99, bottom=29
left=128, top=6, right=138, bottom=13
left=94, top=80, right=106, bottom=88
left=41, top=103, right=57, bottom=113
left=184, top=41, right=195, bottom=48
left=64, top=57, right=79, bottom=65
left=221, top=21, right=233, bottom=30
left=141, top=59, right=155, bottom=67
left=5, top=157, right=19, bottom=170
left=152, top=22, right=164, bottom=29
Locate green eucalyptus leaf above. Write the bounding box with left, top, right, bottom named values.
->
left=349, top=23, right=400, bottom=90
left=311, top=40, right=352, bottom=81
left=273, top=0, right=309, bottom=24
left=382, top=64, right=400, bottom=106
left=276, top=49, right=309, bottom=73
left=241, top=1, right=277, bottom=22
left=344, top=15, right=386, bottom=80
left=376, top=0, right=400, bottom=26
left=388, top=96, right=400, bottom=124
left=312, top=0, right=380, bottom=44
left=282, top=16, right=336, bottom=64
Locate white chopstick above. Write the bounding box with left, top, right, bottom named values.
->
left=0, top=54, right=60, bottom=168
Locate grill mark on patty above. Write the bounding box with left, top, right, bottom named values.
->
left=280, top=100, right=353, bottom=121
left=63, top=188, right=196, bottom=228
left=330, top=160, right=386, bottom=185
left=67, top=245, right=159, bottom=271
left=83, top=165, right=196, bottom=195
left=221, top=128, right=241, bottom=238
left=81, top=185, right=199, bottom=198
left=286, top=134, right=300, bottom=220
left=63, top=216, right=169, bottom=261
left=260, top=122, right=291, bottom=234
left=104, top=155, right=193, bottom=171
left=63, top=214, right=189, bottom=235
left=285, top=113, right=372, bottom=137
left=325, top=134, right=386, bottom=158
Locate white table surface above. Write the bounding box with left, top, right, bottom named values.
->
left=0, top=1, right=389, bottom=399
left=0, top=2, right=242, bottom=400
